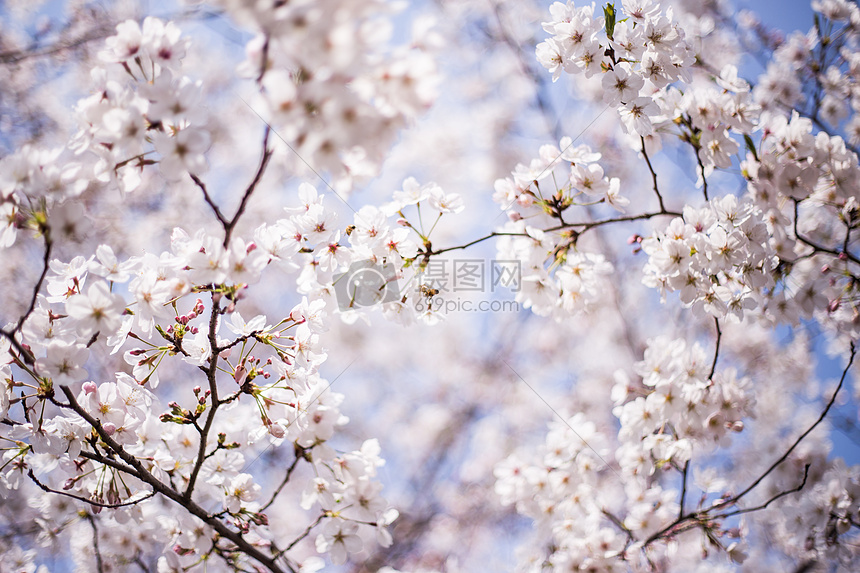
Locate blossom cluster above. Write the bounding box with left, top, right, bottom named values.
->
left=209, top=0, right=440, bottom=188
left=1, top=229, right=398, bottom=568
left=641, top=196, right=777, bottom=320
left=489, top=137, right=618, bottom=319
left=72, top=17, right=208, bottom=190
left=493, top=335, right=757, bottom=570
left=736, top=110, right=860, bottom=347
left=617, top=336, right=755, bottom=472
left=265, top=178, right=467, bottom=325
left=0, top=13, right=408, bottom=571
left=537, top=0, right=695, bottom=136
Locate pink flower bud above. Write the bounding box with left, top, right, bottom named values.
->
left=83, top=382, right=97, bottom=395
left=508, top=212, right=522, bottom=222
left=102, top=422, right=117, bottom=436
left=267, top=422, right=285, bottom=439
left=234, top=365, right=248, bottom=386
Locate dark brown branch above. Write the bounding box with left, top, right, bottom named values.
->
left=793, top=199, right=860, bottom=265
left=218, top=331, right=263, bottom=354
left=713, top=464, right=811, bottom=519
left=643, top=342, right=856, bottom=548
left=708, top=317, right=721, bottom=380
left=191, top=124, right=272, bottom=248
left=602, top=508, right=635, bottom=543
left=0, top=25, right=115, bottom=64
left=224, top=126, right=272, bottom=247
left=27, top=469, right=155, bottom=509
left=0, top=227, right=52, bottom=365
left=77, top=449, right=139, bottom=475
left=0, top=329, right=36, bottom=365
left=678, top=460, right=690, bottom=520
left=427, top=232, right=527, bottom=256
left=428, top=210, right=682, bottom=257
left=15, top=226, right=52, bottom=333
left=695, top=147, right=709, bottom=201
left=640, top=136, right=666, bottom=212
left=716, top=342, right=855, bottom=508
left=84, top=513, right=105, bottom=573
left=260, top=449, right=303, bottom=511
left=280, top=513, right=326, bottom=555
left=190, top=174, right=229, bottom=227
left=58, top=385, right=286, bottom=573
left=183, top=293, right=223, bottom=501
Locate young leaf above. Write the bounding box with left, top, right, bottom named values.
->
left=604, top=3, right=617, bottom=41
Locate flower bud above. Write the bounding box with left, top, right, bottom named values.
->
left=83, top=381, right=97, bottom=395
left=234, top=364, right=248, bottom=386
left=268, top=422, right=285, bottom=439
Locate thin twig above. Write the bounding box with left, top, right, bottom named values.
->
left=428, top=210, right=682, bottom=257
left=280, top=513, right=326, bottom=555
left=82, top=514, right=105, bottom=573
left=708, top=317, right=721, bottom=380
left=183, top=292, right=222, bottom=501
left=190, top=174, right=229, bottom=227
left=678, top=460, right=690, bottom=520
left=224, top=126, right=272, bottom=247
left=643, top=342, right=856, bottom=547
left=715, top=342, right=855, bottom=508
left=27, top=469, right=154, bottom=509
left=640, top=136, right=666, bottom=212
left=14, top=227, right=52, bottom=333
left=713, top=464, right=811, bottom=519
left=793, top=199, right=860, bottom=265
left=57, top=386, right=287, bottom=573
left=695, top=148, right=709, bottom=201
left=261, top=450, right=303, bottom=511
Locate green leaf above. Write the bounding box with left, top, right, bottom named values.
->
left=743, top=134, right=759, bottom=162
left=604, top=3, right=617, bottom=41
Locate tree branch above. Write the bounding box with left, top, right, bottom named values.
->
left=224, top=126, right=272, bottom=247
left=84, top=513, right=105, bottom=573
left=27, top=469, right=155, bottom=509
left=643, top=342, right=856, bottom=548
left=58, top=385, right=286, bottom=573
left=715, top=342, right=855, bottom=508
left=708, top=317, right=721, bottom=380
left=713, top=464, right=811, bottom=519
left=260, top=447, right=303, bottom=512
left=640, top=136, right=666, bottom=212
